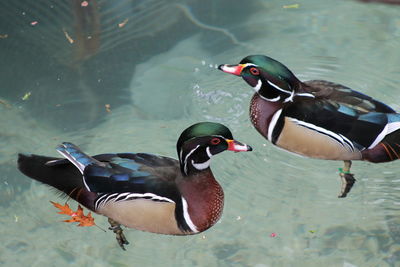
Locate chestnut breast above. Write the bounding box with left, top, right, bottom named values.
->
left=249, top=93, right=282, bottom=138
left=178, top=170, right=224, bottom=232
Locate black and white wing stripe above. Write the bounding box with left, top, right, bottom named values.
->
left=289, top=118, right=355, bottom=152
left=95, top=192, right=174, bottom=210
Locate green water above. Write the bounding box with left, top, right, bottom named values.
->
left=1, top=0, right=400, bottom=266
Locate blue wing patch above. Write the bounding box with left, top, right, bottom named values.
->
left=83, top=156, right=153, bottom=192
left=337, top=104, right=357, bottom=117
left=358, top=112, right=387, bottom=125
left=109, top=157, right=151, bottom=177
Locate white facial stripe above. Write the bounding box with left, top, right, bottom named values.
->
left=267, top=80, right=292, bottom=95
left=369, top=122, right=400, bottom=148
left=268, top=109, right=283, bottom=141
left=296, top=92, right=315, bottom=98
left=181, top=197, right=199, bottom=233
left=183, top=145, right=200, bottom=174
left=191, top=159, right=211, bottom=170
left=253, top=79, right=262, bottom=92
left=255, top=79, right=286, bottom=102
left=243, top=63, right=257, bottom=68
left=181, top=135, right=228, bottom=174
left=260, top=95, right=281, bottom=102
left=206, top=146, right=213, bottom=158
left=290, top=118, right=355, bottom=152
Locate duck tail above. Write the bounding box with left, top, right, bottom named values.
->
left=17, top=153, right=96, bottom=210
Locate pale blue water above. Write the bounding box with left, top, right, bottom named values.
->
left=1, top=0, right=400, bottom=266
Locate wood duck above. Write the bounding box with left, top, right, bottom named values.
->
left=219, top=55, right=400, bottom=198
left=17, top=122, right=252, bottom=250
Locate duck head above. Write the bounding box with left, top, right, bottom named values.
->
left=177, top=122, right=252, bottom=176
left=218, top=55, right=314, bottom=103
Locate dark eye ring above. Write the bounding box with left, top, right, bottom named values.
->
left=210, top=138, right=220, bottom=145
left=250, top=67, right=260, bottom=75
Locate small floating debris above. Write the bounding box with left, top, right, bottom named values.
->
left=63, top=29, right=74, bottom=44
left=0, top=98, right=11, bottom=108
left=105, top=104, right=111, bottom=112
left=270, top=233, right=277, bottom=237
left=309, top=230, right=316, bottom=234
left=30, top=21, right=38, bottom=26
left=283, top=4, right=300, bottom=8
left=118, top=19, right=129, bottom=28
left=22, top=92, right=31, bottom=101
left=81, top=1, right=88, bottom=7
left=0, top=34, right=8, bottom=39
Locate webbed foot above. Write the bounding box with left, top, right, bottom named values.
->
left=338, top=171, right=356, bottom=198
left=108, top=218, right=129, bottom=250
left=338, top=160, right=356, bottom=198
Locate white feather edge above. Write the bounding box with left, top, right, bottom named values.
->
left=95, top=192, right=175, bottom=210
left=267, top=109, right=283, bottom=142
left=369, top=122, right=400, bottom=149
left=56, top=146, right=97, bottom=192
left=181, top=197, right=199, bottom=233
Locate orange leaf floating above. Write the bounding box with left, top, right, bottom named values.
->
left=50, top=201, right=95, bottom=227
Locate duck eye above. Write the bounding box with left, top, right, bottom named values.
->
left=250, top=67, right=260, bottom=75
left=210, top=138, right=220, bottom=145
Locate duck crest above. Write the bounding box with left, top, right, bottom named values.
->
left=250, top=93, right=284, bottom=143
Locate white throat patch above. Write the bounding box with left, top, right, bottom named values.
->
left=191, top=159, right=211, bottom=170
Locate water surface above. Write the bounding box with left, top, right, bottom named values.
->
left=1, top=0, right=400, bottom=266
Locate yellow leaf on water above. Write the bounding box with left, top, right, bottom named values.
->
left=283, top=4, right=299, bottom=8
left=22, top=92, right=31, bottom=101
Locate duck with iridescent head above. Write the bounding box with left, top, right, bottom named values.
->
left=219, top=55, right=400, bottom=197
left=18, top=122, right=252, bottom=249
